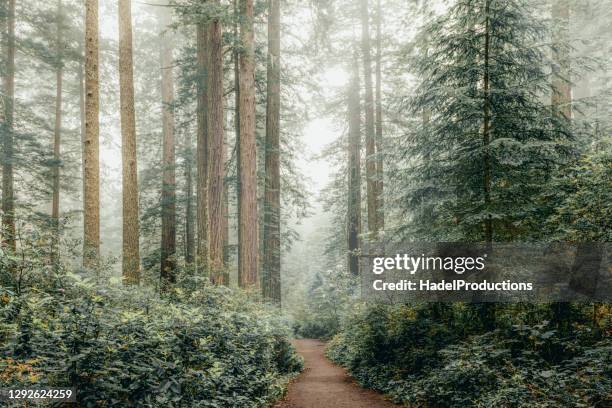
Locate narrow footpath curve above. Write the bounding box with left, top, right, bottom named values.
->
left=275, top=339, right=400, bottom=408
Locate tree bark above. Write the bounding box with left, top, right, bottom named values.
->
left=347, top=52, right=361, bottom=277
left=262, top=0, right=281, bottom=302
left=552, top=0, right=571, bottom=120
left=374, top=0, right=383, bottom=231
left=83, top=0, right=100, bottom=269
left=2, top=0, right=16, bottom=253
left=196, top=21, right=209, bottom=275
left=360, top=0, right=378, bottom=238
left=51, top=0, right=63, bottom=267
left=483, top=0, right=492, bottom=245
left=207, top=4, right=225, bottom=284
left=184, top=131, right=195, bottom=265
left=238, top=0, right=258, bottom=288
left=118, top=0, right=140, bottom=284
left=159, top=5, right=176, bottom=287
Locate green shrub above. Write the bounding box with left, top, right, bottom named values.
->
left=1, top=276, right=302, bottom=407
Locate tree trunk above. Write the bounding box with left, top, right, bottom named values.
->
left=233, top=0, right=241, bottom=275
left=238, top=0, right=258, bottom=288
left=118, top=0, right=140, bottom=284
left=360, top=0, right=378, bottom=238
left=552, top=0, right=571, bottom=120
left=184, top=131, right=195, bottom=265
left=374, top=0, right=384, bottom=232
left=262, top=0, right=281, bottom=302
left=196, top=22, right=209, bottom=275
left=51, top=0, right=63, bottom=268
left=207, top=5, right=225, bottom=284
left=483, top=0, right=492, bottom=245
left=83, top=0, right=100, bottom=269
left=2, top=0, right=16, bottom=253
left=159, top=5, right=176, bottom=288
left=347, top=52, right=361, bottom=277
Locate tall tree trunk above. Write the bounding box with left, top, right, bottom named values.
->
left=159, top=5, right=176, bottom=288
left=51, top=0, right=63, bottom=268
left=483, top=0, right=492, bottom=245
left=184, top=131, right=195, bottom=265
left=262, top=0, right=281, bottom=302
left=83, top=0, right=100, bottom=269
left=374, top=0, right=383, bottom=231
left=360, top=0, right=378, bottom=238
left=207, top=5, right=225, bottom=284
left=552, top=0, right=571, bottom=120
left=196, top=22, right=209, bottom=275
left=233, top=0, right=241, bottom=276
left=118, top=0, right=140, bottom=284
left=79, top=32, right=86, bottom=245
left=347, top=52, right=361, bottom=277
left=2, top=0, right=16, bottom=253
left=238, top=0, right=258, bottom=288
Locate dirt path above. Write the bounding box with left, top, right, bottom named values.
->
left=274, top=339, right=400, bottom=408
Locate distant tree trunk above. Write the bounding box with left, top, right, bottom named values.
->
left=233, top=0, right=241, bottom=275
left=83, top=0, right=100, bottom=269
left=51, top=0, right=63, bottom=268
left=262, top=0, right=281, bottom=302
left=552, top=0, right=571, bottom=120
left=184, top=130, right=195, bottom=265
left=159, top=6, right=176, bottom=288
left=118, top=0, right=140, bottom=284
left=79, top=34, right=86, bottom=240
left=2, top=0, right=16, bottom=253
left=374, top=0, right=384, bottom=232
left=207, top=5, right=225, bottom=284
left=238, top=0, right=258, bottom=288
left=360, top=0, right=378, bottom=238
left=483, top=0, right=492, bottom=245
left=196, top=22, right=209, bottom=275
left=347, top=53, right=361, bottom=277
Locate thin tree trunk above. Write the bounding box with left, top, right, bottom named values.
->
left=483, top=0, right=492, bottom=245
left=238, top=0, right=258, bottom=288
left=118, top=0, right=140, bottom=284
left=83, top=0, right=100, bottom=269
left=159, top=5, right=176, bottom=287
left=79, top=32, right=86, bottom=243
left=552, top=0, right=571, bottom=120
left=184, top=131, right=195, bottom=265
left=347, top=52, right=361, bottom=277
left=360, top=0, right=378, bottom=238
left=2, top=0, right=16, bottom=253
left=262, top=0, right=281, bottom=302
left=196, top=22, right=209, bottom=275
left=374, top=0, right=383, bottom=231
left=233, top=0, right=241, bottom=277
left=51, top=0, right=63, bottom=268
left=207, top=5, right=225, bottom=284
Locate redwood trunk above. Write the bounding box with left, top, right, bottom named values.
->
left=207, top=6, right=225, bottom=284
left=263, top=0, right=281, bottom=302
left=51, top=0, right=63, bottom=267
left=374, top=0, right=383, bottom=231
left=196, top=22, right=209, bottom=275
left=118, top=0, right=140, bottom=284
left=159, top=6, right=176, bottom=287
left=238, top=0, right=258, bottom=287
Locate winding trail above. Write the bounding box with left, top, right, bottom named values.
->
left=275, top=339, right=399, bottom=408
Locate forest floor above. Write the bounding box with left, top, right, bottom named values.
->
left=274, top=339, right=399, bottom=408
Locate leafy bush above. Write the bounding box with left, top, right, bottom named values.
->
left=0, top=275, right=302, bottom=407
left=327, top=303, right=612, bottom=408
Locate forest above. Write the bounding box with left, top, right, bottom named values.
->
left=0, top=0, right=611, bottom=407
